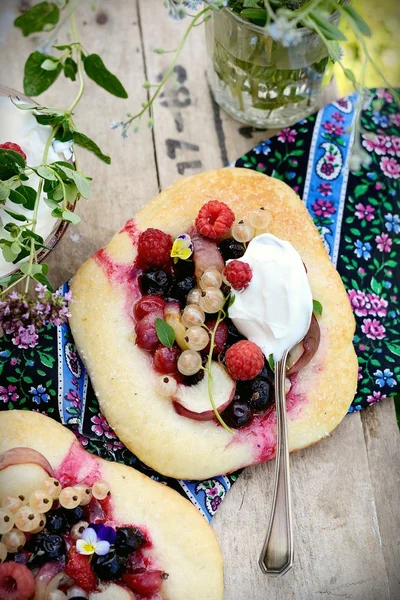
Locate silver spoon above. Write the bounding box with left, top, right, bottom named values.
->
left=259, top=329, right=309, bottom=575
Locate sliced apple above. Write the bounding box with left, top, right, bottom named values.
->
left=173, top=362, right=236, bottom=422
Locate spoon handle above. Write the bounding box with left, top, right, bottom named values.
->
left=259, top=349, right=294, bottom=576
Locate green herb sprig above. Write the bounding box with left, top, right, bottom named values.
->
left=1, top=2, right=128, bottom=297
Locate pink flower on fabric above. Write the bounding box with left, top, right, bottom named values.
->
left=355, top=203, right=375, bottom=221
left=317, top=183, right=332, bottom=196
left=366, top=391, right=386, bottom=404
left=375, top=233, right=392, bottom=252
left=312, top=199, right=336, bottom=216
left=65, top=388, right=82, bottom=409
left=380, top=156, right=400, bottom=179
left=375, top=183, right=383, bottom=190
left=91, top=413, right=116, bottom=439
left=376, top=88, right=393, bottom=103
left=332, top=111, right=345, bottom=123
left=208, top=487, right=219, bottom=497
left=358, top=366, right=363, bottom=381
left=366, top=293, right=388, bottom=317
left=10, top=358, right=18, bottom=366
left=277, top=128, right=297, bottom=143
left=322, top=121, right=345, bottom=135
left=362, top=134, right=388, bottom=156
left=390, top=113, right=400, bottom=126
left=348, top=290, right=368, bottom=316
left=387, top=136, right=400, bottom=157
left=0, top=385, right=19, bottom=403
left=361, top=318, right=386, bottom=340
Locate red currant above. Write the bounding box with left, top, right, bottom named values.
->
left=135, top=314, right=160, bottom=352
left=134, top=295, right=166, bottom=320
left=154, top=346, right=180, bottom=374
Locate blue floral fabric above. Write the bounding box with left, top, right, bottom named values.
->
left=0, top=88, right=399, bottom=520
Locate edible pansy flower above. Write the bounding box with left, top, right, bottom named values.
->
left=76, top=524, right=116, bottom=556
left=170, top=233, right=193, bottom=262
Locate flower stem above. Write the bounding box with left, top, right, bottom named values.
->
left=68, top=11, right=85, bottom=114
left=206, top=309, right=233, bottom=435
left=123, top=6, right=211, bottom=129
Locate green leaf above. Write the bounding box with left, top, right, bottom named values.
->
left=0, top=149, right=26, bottom=180
left=155, top=318, right=175, bottom=348
left=41, top=58, right=59, bottom=71
left=36, top=165, right=57, bottom=180
left=9, top=185, right=36, bottom=210
left=312, top=299, right=323, bottom=316
left=54, top=164, right=91, bottom=198
left=83, top=54, right=128, bottom=98
left=0, top=179, right=12, bottom=201
left=268, top=354, right=275, bottom=372
left=371, top=277, right=382, bottom=295
left=62, top=209, right=80, bottom=224
left=63, top=57, right=77, bottom=81
left=308, top=12, right=347, bottom=40
left=23, top=51, right=62, bottom=96
left=354, top=184, right=369, bottom=198
left=2, top=245, right=18, bottom=262
left=72, top=131, right=111, bottom=164
left=342, top=4, right=371, bottom=37
left=387, top=343, right=400, bottom=357
left=343, top=68, right=356, bottom=85
left=53, top=44, right=72, bottom=51
left=39, top=352, right=55, bottom=368
left=240, top=8, right=267, bottom=25
left=326, top=40, right=341, bottom=62
left=14, top=1, right=59, bottom=36
left=4, top=209, right=27, bottom=222
left=350, top=227, right=361, bottom=236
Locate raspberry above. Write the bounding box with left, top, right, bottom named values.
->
left=65, top=546, right=97, bottom=593
left=195, top=201, right=235, bottom=239
left=0, top=562, right=35, bottom=600
left=223, top=260, right=252, bottom=291
left=138, top=228, right=172, bottom=268
left=0, top=142, right=27, bottom=161
left=225, top=340, right=264, bottom=381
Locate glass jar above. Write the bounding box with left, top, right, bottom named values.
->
left=206, top=8, right=335, bottom=129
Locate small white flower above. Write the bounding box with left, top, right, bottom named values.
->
left=52, top=138, right=74, bottom=161
left=267, top=16, right=303, bottom=48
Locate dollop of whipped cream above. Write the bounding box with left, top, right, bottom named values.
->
left=228, top=233, right=313, bottom=361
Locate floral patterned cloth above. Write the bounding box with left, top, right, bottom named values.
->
left=0, top=88, right=398, bottom=521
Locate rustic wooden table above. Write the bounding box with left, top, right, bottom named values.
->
left=1, top=2, right=399, bottom=599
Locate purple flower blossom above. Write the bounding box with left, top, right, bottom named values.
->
left=65, top=388, right=82, bottom=410
left=89, top=523, right=117, bottom=544
left=317, top=183, right=332, bottom=196
left=277, top=128, right=297, bottom=143
left=375, top=233, right=392, bottom=252
left=312, top=199, right=336, bottom=216
left=91, top=413, right=116, bottom=439
left=0, top=385, right=19, bottom=403
left=322, top=121, right=345, bottom=136
left=361, top=318, right=386, bottom=340
left=355, top=203, right=375, bottom=221
left=332, top=111, right=345, bottom=123
left=320, top=162, right=335, bottom=176
left=0, top=287, right=72, bottom=349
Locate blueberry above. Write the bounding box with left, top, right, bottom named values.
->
left=45, top=510, right=69, bottom=535
left=115, top=527, right=146, bottom=556
left=140, top=269, right=170, bottom=296
left=92, top=549, right=127, bottom=580
left=173, top=258, right=195, bottom=278
left=247, top=379, right=273, bottom=411
left=28, top=533, right=65, bottom=567
left=221, top=400, right=253, bottom=429
left=63, top=505, right=85, bottom=525
left=219, top=237, right=245, bottom=261
left=226, top=320, right=244, bottom=345
left=168, top=275, right=197, bottom=302
left=258, top=365, right=272, bottom=381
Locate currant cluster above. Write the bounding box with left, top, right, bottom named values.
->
left=134, top=202, right=274, bottom=428
left=0, top=478, right=110, bottom=561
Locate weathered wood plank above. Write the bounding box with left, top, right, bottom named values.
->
left=138, top=0, right=226, bottom=186
left=361, top=400, right=400, bottom=600
left=0, top=0, right=159, bottom=287
left=212, top=413, right=390, bottom=600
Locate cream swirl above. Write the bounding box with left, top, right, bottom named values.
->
left=228, top=233, right=313, bottom=361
